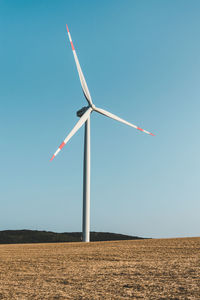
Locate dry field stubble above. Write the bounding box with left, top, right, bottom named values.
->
left=0, top=238, right=199, bottom=299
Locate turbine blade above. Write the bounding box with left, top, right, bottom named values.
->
left=66, top=24, right=93, bottom=106
left=94, top=107, right=155, bottom=136
left=50, top=107, right=92, bottom=161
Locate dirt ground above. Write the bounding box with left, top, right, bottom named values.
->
left=0, top=237, right=199, bottom=299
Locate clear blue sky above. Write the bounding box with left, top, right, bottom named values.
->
left=1, top=0, right=200, bottom=238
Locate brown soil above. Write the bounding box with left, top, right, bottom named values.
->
left=0, top=237, right=199, bottom=299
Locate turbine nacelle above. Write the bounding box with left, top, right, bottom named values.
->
left=77, top=104, right=96, bottom=118
left=77, top=106, right=90, bottom=118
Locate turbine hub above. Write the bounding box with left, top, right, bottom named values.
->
left=76, top=106, right=89, bottom=118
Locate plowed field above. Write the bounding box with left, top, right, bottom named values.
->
left=0, top=237, right=199, bottom=299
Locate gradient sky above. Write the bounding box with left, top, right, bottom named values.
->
left=1, top=0, right=200, bottom=238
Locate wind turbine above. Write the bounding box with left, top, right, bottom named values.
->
left=50, top=25, right=154, bottom=242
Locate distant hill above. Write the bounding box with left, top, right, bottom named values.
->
left=0, top=230, right=144, bottom=244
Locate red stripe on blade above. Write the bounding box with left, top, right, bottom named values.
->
left=71, top=41, right=75, bottom=50
left=66, top=24, right=69, bottom=32
left=137, top=127, right=144, bottom=132
left=50, top=154, right=55, bottom=161
left=150, top=132, right=155, bottom=136
left=59, top=141, right=65, bottom=149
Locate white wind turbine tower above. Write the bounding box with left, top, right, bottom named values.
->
left=50, top=25, right=154, bottom=242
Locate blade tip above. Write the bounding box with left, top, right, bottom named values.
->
left=66, top=24, right=69, bottom=32
left=50, top=155, right=55, bottom=161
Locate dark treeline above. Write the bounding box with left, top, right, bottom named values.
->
left=0, top=230, right=145, bottom=244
